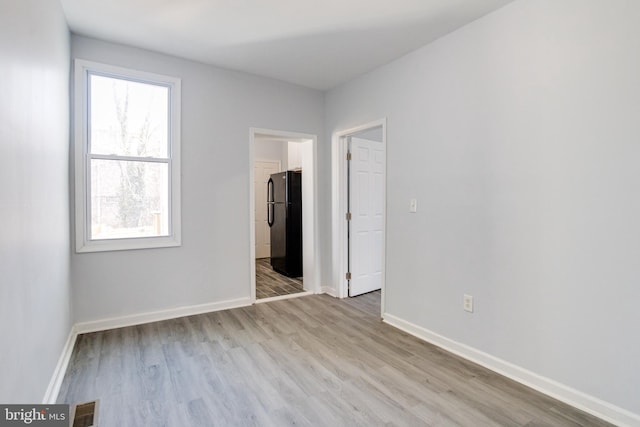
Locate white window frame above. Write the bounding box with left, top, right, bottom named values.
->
left=74, top=59, right=182, bottom=253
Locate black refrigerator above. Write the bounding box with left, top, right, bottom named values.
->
left=267, top=170, right=303, bottom=278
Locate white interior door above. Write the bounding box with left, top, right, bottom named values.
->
left=349, top=136, right=385, bottom=296
left=255, top=161, right=280, bottom=259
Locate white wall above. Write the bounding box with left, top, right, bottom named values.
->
left=0, top=0, right=71, bottom=402
left=70, top=36, right=324, bottom=323
left=255, top=138, right=287, bottom=170
left=326, top=0, right=640, bottom=419
left=287, top=141, right=303, bottom=170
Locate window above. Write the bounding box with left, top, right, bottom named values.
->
left=74, top=60, right=181, bottom=252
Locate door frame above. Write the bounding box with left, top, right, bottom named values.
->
left=249, top=128, right=319, bottom=303
left=331, top=118, right=387, bottom=315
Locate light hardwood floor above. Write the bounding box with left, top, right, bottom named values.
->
left=57, top=292, right=612, bottom=426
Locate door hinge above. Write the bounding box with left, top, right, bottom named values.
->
left=346, top=151, right=352, bottom=161
left=346, top=272, right=352, bottom=281
left=346, top=212, right=352, bottom=221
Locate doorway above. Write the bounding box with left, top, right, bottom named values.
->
left=249, top=128, right=318, bottom=303
left=332, top=119, right=387, bottom=314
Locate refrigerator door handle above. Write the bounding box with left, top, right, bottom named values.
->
left=267, top=203, right=274, bottom=227
left=267, top=178, right=274, bottom=203
left=267, top=178, right=274, bottom=227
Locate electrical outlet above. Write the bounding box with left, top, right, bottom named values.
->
left=463, top=294, right=473, bottom=313
left=409, top=198, right=417, bottom=213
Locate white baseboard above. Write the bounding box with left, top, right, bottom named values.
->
left=321, top=286, right=338, bottom=297
left=255, top=291, right=313, bottom=304
left=383, top=313, right=639, bottom=427
left=75, top=297, right=252, bottom=334
left=42, top=329, right=78, bottom=404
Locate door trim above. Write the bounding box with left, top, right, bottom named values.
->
left=249, top=128, right=319, bottom=303
left=331, top=119, right=387, bottom=315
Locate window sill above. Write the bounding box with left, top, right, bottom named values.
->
left=75, top=235, right=181, bottom=253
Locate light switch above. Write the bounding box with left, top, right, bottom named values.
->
left=409, top=198, right=417, bottom=213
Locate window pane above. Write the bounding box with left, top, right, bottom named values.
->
left=90, top=159, right=169, bottom=240
left=90, top=74, right=169, bottom=158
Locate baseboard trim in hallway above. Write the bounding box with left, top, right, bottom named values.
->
left=383, top=313, right=639, bottom=427
left=255, top=290, right=313, bottom=304
left=74, top=296, right=252, bottom=335
left=43, top=329, right=78, bottom=404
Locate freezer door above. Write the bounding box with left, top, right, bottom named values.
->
left=271, top=171, right=287, bottom=203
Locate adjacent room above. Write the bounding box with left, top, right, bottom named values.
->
left=1, top=0, right=639, bottom=426
left=253, top=133, right=312, bottom=301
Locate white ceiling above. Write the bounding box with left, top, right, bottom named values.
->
left=60, top=0, right=513, bottom=90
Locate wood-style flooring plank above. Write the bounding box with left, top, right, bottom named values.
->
left=58, top=291, right=613, bottom=427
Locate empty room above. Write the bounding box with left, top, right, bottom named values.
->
left=1, top=0, right=638, bottom=426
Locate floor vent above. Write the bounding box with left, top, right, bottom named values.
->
left=71, top=400, right=99, bottom=427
